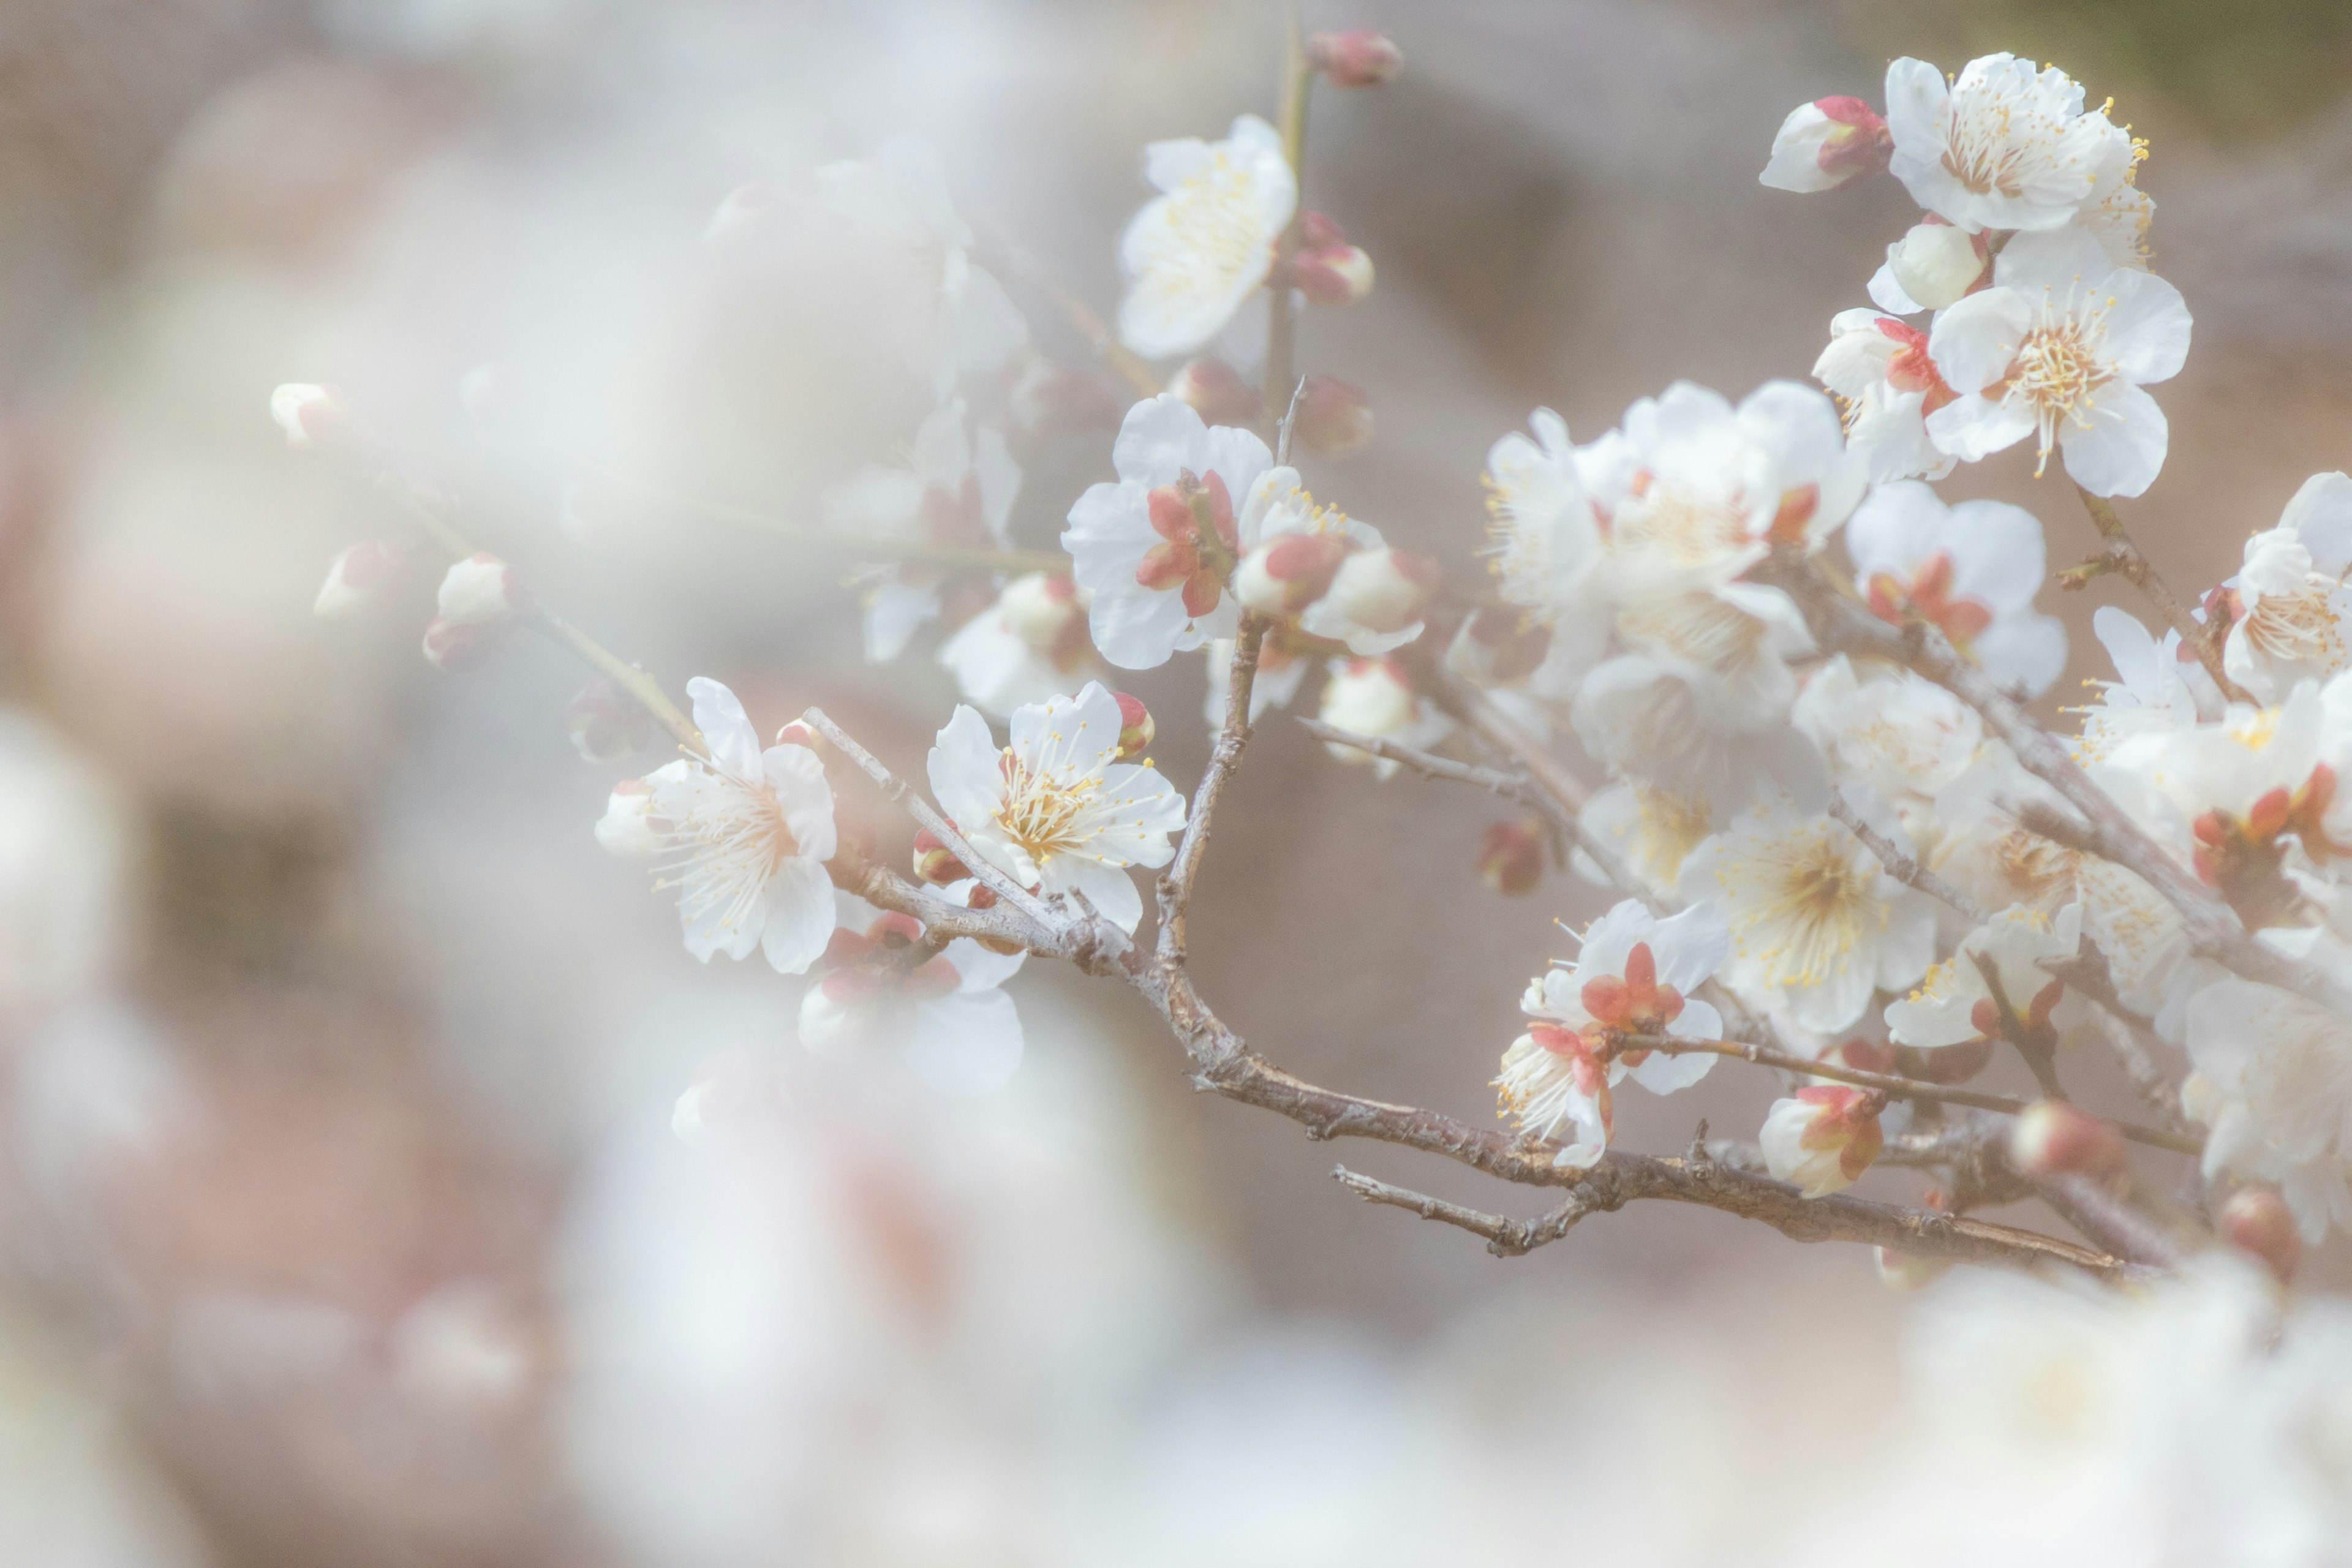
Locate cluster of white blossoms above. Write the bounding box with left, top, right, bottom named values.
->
left=1768, top=54, right=2187, bottom=497
left=285, top=22, right=2352, bottom=1332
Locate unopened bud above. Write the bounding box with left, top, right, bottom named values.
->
left=1873, top=1245, right=1952, bottom=1291
left=1479, top=818, right=1545, bottom=896
left=2218, top=1186, right=2303, bottom=1284
left=999, top=572, right=1084, bottom=649
left=437, top=552, right=526, bottom=626
left=1235, top=532, right=1348, bottom=615
left=1758, top=96, right=1893, bottom=193
left=2008, top=1099, right=2127, bottom=1180
left=422, top=616, right=502, bottom=672
left=1446, top=606, right=1552, bottom=687
left=1760, top=1087, right=1885, bottom=1198
left=1114, top=692, right=1155, bottom=760
left=1293, top=243, right=1374, bottom=307
left=1323, top=546, right=1438, bottom=636
left=772, top=720, right=821, bottom=748
left=1008, top=356, right=1122, bottom=435
left=270, top=383, right=358, bottom=450
left=1319, top=657, right=1417, bottom=753
left=1307, top=30, right=1403, bottom=87
left=913, top=827, right=971, bottom=886
left=566, top=677, right=652, bottom=762
left=314, top=540, right=405, bottom=618
left=595, top=777, right=662, bottom=858
left=1170, top=357, right=1262, bottom=426
left=1887, top=219, right=1986, bottom=311
left=1291, top=374, right=1371, bottom=459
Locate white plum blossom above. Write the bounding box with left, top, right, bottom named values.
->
left=2075, top=605, right=2206, bottom=762
left=927, top=682, right=1186, bottom=933
left=2221, top=471, right=2352, bottom=704
left=1883, top=53, right=2133, bottom=233
left=1237, top=469, right=1429, bottom=654
left=799, top=892, right=1027, bottom=1096
left=1118, top=115, right=1297, bottom=360
left=613, top=679, right=839, bottom=974
left=1062, top=394, right=1273, bottom=669
left=1569, top=653, right=1826, bottom=813
left=2184, top=977, right=2352, bottom=1243
left=1884, top=902, right=2082, bottom=1050
left=1814, top=311, right=1957, bottom=483
left=1495, top=900, right=1730, bottom=1169
left=1678, top=807, right=1937, bottom=1032
left=1574, top=783, right=1719, bottom=902
left=1792, top=656, right=1984, bottom=818
left=1469, top=409, right=1614, bottom=699
left=1845, top=480, right=2068, bottom=696
left=1926, top=225, right=2192, bottom=497
left=938, top=573, right=1098, bottom=718
left=823, top=399, right=1021, bottom=660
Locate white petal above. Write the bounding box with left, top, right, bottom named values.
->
left=685, top=677, right=764, bottom=782
left=758, top=857, right=837, bottom=975
left=927, top=706, right=1005, bottom=833
left=2100, top=268, right=2192, bottom=386
left=1924, top=392, right=2034, bottom=464
left=2059, top=379, right=2169, bottom=498
left=1928, top=287, right=2032, bottom=393
left=763, top=744, right=838, bottom=862
left=1109, top=393, right=1209, bottom=486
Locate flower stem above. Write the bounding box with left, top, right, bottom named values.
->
left=1261, top=0, right=1313, bottom=432
left=2072, top=485, right=2249, bottom=704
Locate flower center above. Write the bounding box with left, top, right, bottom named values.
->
left=1161, top=151, right=1275, bottom=288
left=1866, top=550, right=1994, bottom=650
left=2005, top=303, right=2113, bottom=477
left=1611, top=478, right=1754, bottom=570
left=654, top=770, right=798, bottom=935
left=1727, top=829, right=1887, bottom=989
left=995, top=752, right=1100, bottom=867
left=2244, top=580, right=2346, bottom=672
left=1939, top=85, right=2059, bottom=198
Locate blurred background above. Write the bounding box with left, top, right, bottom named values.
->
left=0, top=1, right=2347, bottom=1562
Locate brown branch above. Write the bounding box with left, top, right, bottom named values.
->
left=1261, top=1, right=1313, bottom=431
left=1332, top=1167, right=1598, bottom=1257
left=1158, top=615, right=1269, bottom=970
left=1297, top=718, right=1539, bottom=803
left=1826, top=794, right=1991, bottom=924
left=2071, top=486, right=2247, bottom=704
left=2041, top=948, right=2195, bottom=1136
left=2034, top=1171, right=2188, bottom=1270
left=1617, top=1032, right=2199, bottom=1156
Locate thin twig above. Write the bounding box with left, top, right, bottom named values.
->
left=2071, top=486, right=2247, bottom=704
left=1159, top=616, right=1268, bottom=973
left=1332, top=1166, right=1597, bottom=1257
left=1298, top=719, right=1536, bottom=801
left=1828, top=793, right=1991, bottom=924
left=1261, top=1, right=1312, bottom=435
left=1616, top=1031, right=2199, bottom=1155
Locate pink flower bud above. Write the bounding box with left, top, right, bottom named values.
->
left=1234, top=532, right=1348, bottom=615
left=1324, top=546, right=1438, bottom=636
left=1307, top=30, right=1403, bottom=87
left=1114, top=692, right=1155, bottom=760
left=1759, top=96, right=1892, bottom=192
left=595, top=777, right=663, bottom=858
left=1291, top=374, right=1371, bottom=459
left=999, top=572, right=1084, bottom=649
left=2218, top=1186, right=2303, bottom=1284
left=566, top=677, right=653, bottom=762
left=1008, top=356, right=1123, bottom=435
left=270, top=383, right=360, bottom=451
left=912, top=827, right=971, bottom=886
left=1169, top=357, right=1262, bottom=426
left=437, top=552, right=526, bottom=626
left=2007, top=1099, right=2127, bottom=1180
left=772, top=720, right=821, bottom=749
left=1292, top=243, right=1374, bottom=307
left=1479, top=818, right=1545, bottom=897
left=1318, top=657, right=1418, bottom=752
left=1887, top=219, right=1988, bottom=311
left=1760, top=1087, right=1885, bottom=1198
left=421, top=616, right=502, bottom=672
left=1298, top=211, right=1348, bottom=250
left=314, top=540, right=405, bottom=618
